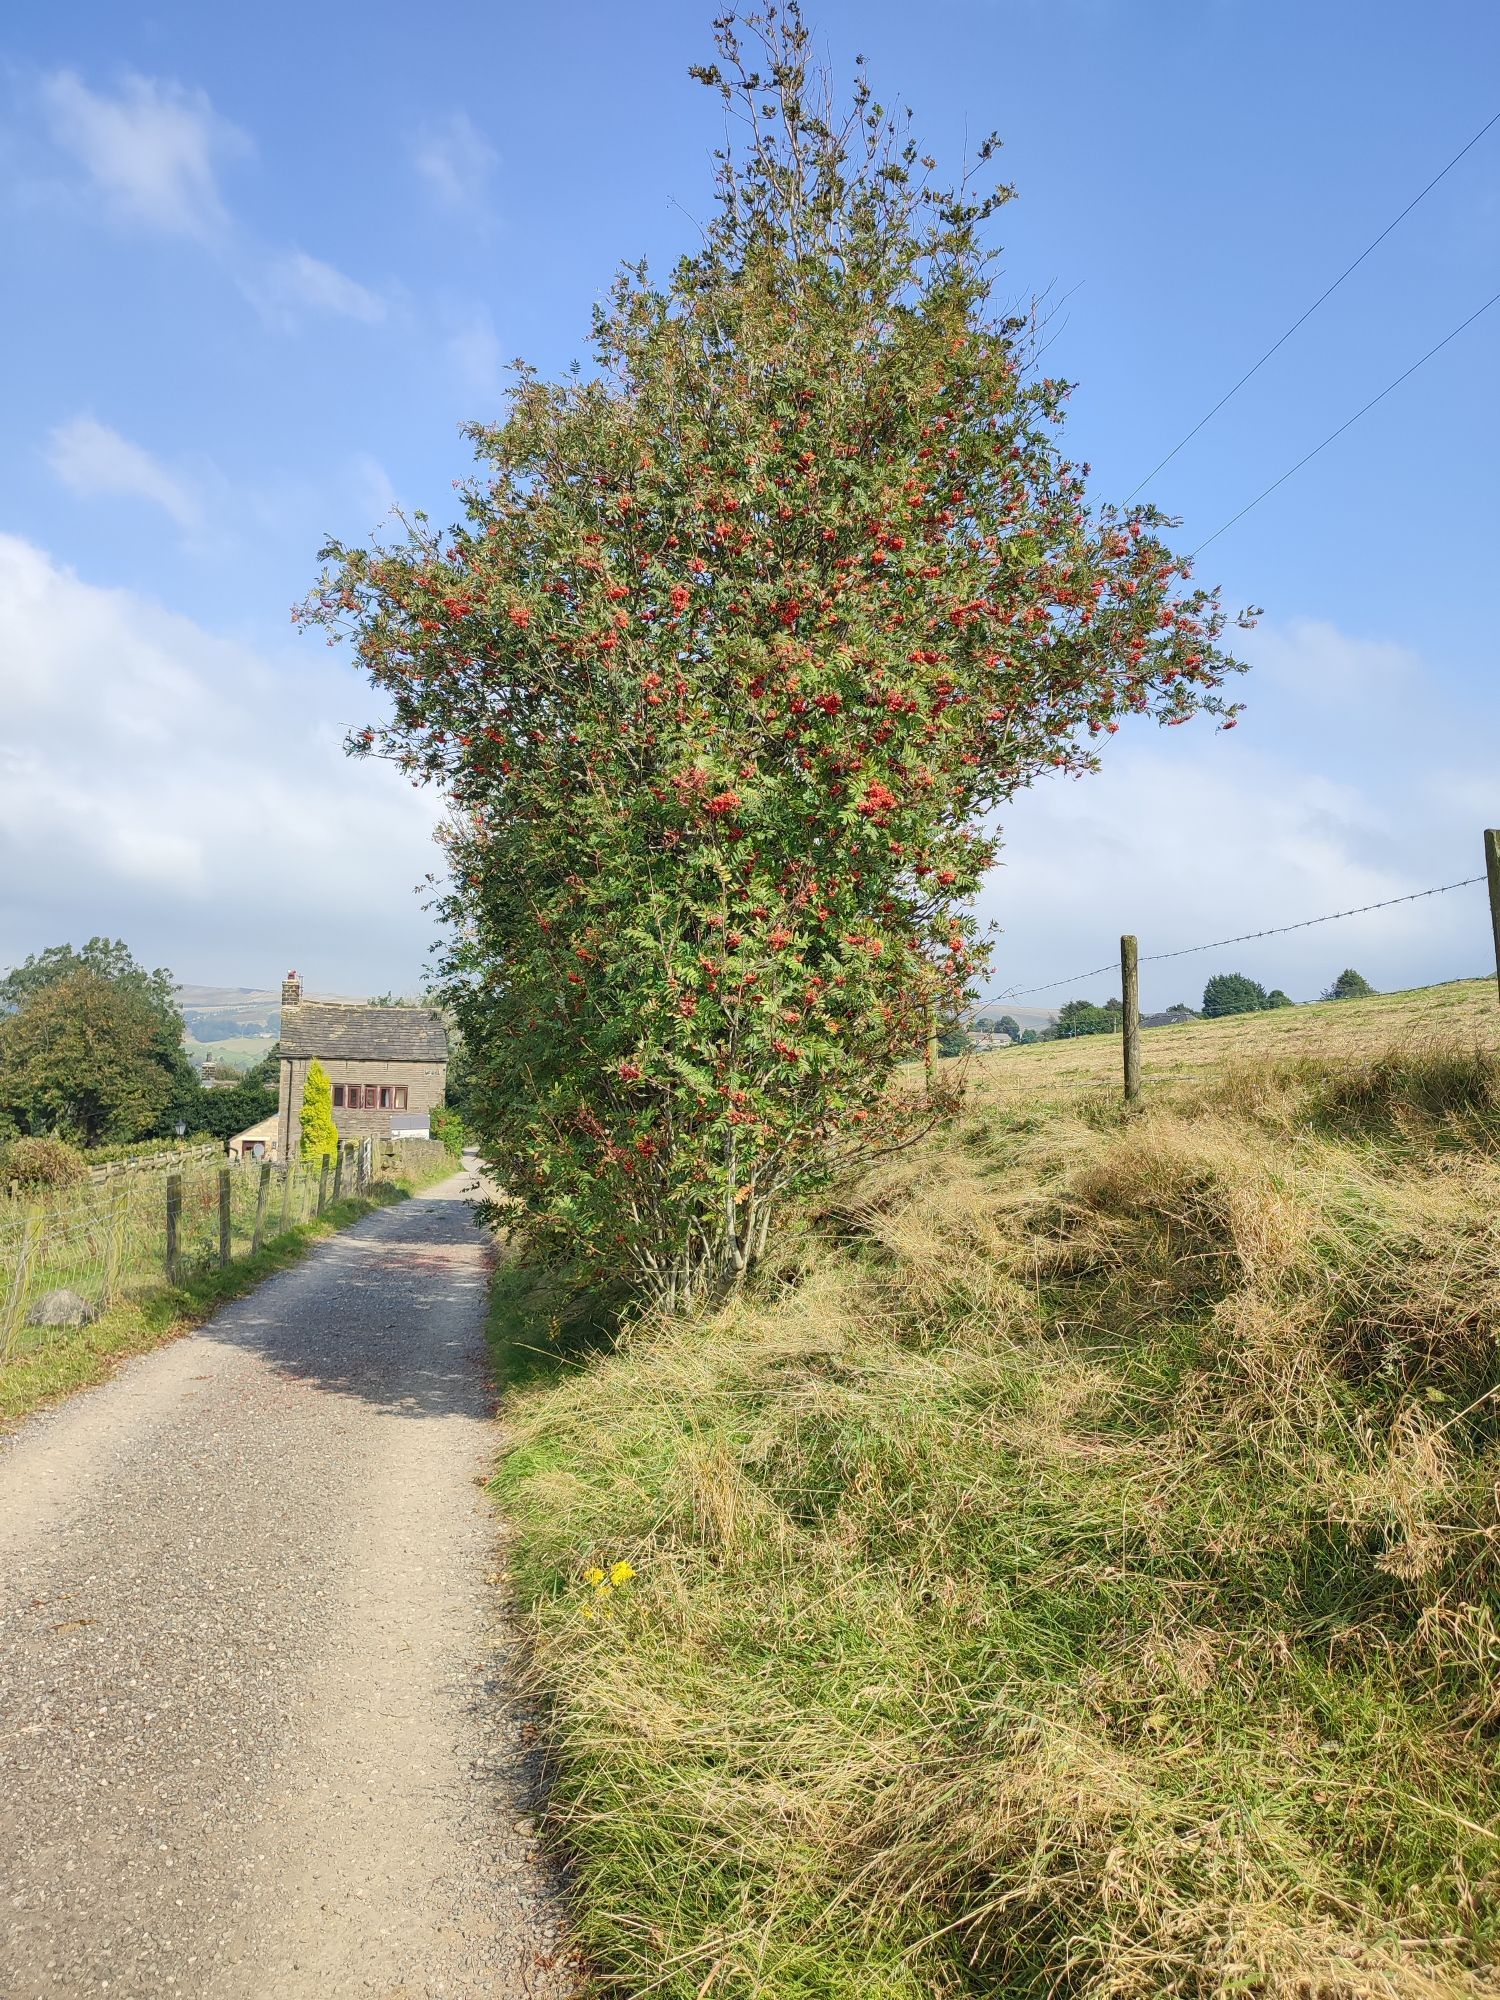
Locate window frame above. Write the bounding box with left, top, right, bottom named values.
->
left=332, top=1084, right=345, bottom=1108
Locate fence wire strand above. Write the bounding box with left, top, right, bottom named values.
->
left=990, top=875, right=1486, bottom=1002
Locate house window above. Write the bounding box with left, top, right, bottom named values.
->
left=379, top=1086, right=392, bottom=1110
left=393, top=1086, right=408, bottom=1110
left=332, top=1085, right=345, bottom=1107
left=365, top=1084, right=380, bottom=1109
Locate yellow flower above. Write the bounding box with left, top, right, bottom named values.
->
left=583, top=1565, right=606, bottom=1587
left=609, top=1560, right=637, bottom=1587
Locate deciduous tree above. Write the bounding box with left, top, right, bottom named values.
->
left=0, top=972, right=174, bottom=1145
left=1202, top=973, right=1269, bottom=1019
left=1323, top=968, right=1374, bottom=1001
left=304, top=7, right=1249, bottom=1306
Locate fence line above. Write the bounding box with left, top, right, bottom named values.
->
left=85, top=1143, right=221, bottom=1185
left=0, top=1138, right=451, bottom=1369
left=988, top=872, right=1487, bottom=1004
left=965, top=832, right=1500, bottom=1112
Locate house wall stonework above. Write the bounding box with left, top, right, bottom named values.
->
left=277, top=1057, right=446, bottom=1156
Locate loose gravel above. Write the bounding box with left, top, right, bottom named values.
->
left=0, top=1169, right=576, bottom=1998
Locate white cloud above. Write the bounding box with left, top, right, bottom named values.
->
left=39, top=69, right=248, bottom=239
left=349, top=453, right=399, bottom=530
left=445, top=304, right=503, bottom=403
left=976, top=618, right=1496, bottom=1012
left=413, top=112, right=499, bottom=214
left=46, top=416, right=201, bottom=532
left=0, top=536, right=444, bottom=991
left=252, top=250, right=387, bottom=330
left=1251, top=617, right=1418, bottom=707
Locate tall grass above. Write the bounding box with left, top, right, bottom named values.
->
left=492, top=983, right=1500, bottom=1997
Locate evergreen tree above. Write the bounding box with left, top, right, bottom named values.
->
left=1323, top=968, right=1375, bottom=1001
left=1057, top=999, right=1117, bottom=1037
left=1202, top=972, right=1268, bottom=1018
left=299, top=1059, right=340, bottom=1164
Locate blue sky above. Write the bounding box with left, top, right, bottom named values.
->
left=2, top=0, right=1497, bottom=1007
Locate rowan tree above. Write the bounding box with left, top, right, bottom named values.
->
left=303, top=7, right=1251, bottom=1306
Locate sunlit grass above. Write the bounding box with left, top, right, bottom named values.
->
left=491, top=978, right=1500, bottom=1997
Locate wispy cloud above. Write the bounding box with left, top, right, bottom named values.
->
left=412, top=111, right=499, bottom=216
left=34, top=70, right=387, bottom=342
left=251, top=249, right=388, bottom=330
left=445, top=304, right=504, bottom=404
left=45, top=416, right=202, bottom=532
left=39, top=70, right=249, bottom=240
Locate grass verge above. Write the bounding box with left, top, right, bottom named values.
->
left=1, top=1153, right=460, bottom=1429
left=489, top=983, right=1500, bottom=1998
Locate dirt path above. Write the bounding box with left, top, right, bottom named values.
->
left=0, top=1168, right=574, bottom=1999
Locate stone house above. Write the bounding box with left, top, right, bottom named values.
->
left=273, top=973, right=448, bottom=1162
left=226, top=1114, right=278, bottom=1162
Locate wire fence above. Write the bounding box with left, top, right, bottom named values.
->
left=984, top=873, right=1489, bottom=1004
left=0, top=1138, right=456, bottom=1369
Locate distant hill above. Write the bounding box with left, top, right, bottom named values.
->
left=177, top=982, right=371, bottom=1072
left=964, top=1002, right=1058, bottom=1032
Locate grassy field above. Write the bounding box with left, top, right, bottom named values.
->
left=491, top=979, right=1500, bottom=1998
left=184, top=1032, right=277, bottom=1071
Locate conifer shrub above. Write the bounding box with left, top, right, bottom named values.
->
left=299, top=1059, right=339, bottom=1165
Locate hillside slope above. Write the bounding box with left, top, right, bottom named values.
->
left=494, top=979, right=1500, bottom=1998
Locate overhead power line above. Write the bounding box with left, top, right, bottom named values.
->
left=1127, top=105, right=1500, bottom=501
left=1189, top=287, right=1500, bottom=553
left=991, top=874, right=1485, bottom=1002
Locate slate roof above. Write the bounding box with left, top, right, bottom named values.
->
left=278, top=1003, right=449, bottom=1064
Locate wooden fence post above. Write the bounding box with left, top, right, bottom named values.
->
left=1486, top=829, right=1500, bottom=1006
left=1, top=1208, right=41, bottom=1361
left=218, top=1169, right=231, bottom=1269
left=103, top=1182, right=128, bottom=1305
left=1121, top=934, right=1141, bottom=1107
left=318, top=1154, right=331, bottom=1216
left=165, top=1174, right=182, bottom=1284
left=279, top=1163, right=292, bottom=1237
left=251, top=1161, right=271, bottom=1255
left=332, top=1144, right=345, bottom=1206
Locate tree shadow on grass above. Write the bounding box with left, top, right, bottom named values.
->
left=484, top=1255, right=630, bottom=1397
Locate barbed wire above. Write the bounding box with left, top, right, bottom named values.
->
left=986, top=874, right=1486, bottom=1003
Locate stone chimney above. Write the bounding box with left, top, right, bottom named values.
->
left=281, top=970, right=303, bottom=1007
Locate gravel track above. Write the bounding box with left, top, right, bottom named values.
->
left=0, top=1168, right=575, bottom=1998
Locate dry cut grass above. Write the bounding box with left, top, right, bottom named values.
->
left=492, top=980, right=1500, bottom=1998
